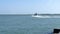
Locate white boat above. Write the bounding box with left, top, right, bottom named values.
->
left=32, top=15, right=51, bottom=18
left=32, top=13, right=51, bottom=18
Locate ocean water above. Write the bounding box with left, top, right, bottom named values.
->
left=0, top=15, right=60, bottom=34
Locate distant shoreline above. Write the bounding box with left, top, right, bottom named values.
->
left=0, top=14, right=60, bottom=16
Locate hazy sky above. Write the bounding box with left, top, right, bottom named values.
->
left=0, top=0, right=60, bottom=14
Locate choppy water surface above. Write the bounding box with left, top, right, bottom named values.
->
left=0, top=15, right=60, bottom=34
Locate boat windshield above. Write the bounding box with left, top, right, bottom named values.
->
left=34, top=13, right=37, bottom=16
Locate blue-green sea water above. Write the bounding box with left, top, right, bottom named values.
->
left=0, top=15, right=60, bottom=34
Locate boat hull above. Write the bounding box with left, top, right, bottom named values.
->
left=32, top=15, right=51, bottom=18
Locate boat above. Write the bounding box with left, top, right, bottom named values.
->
left=32, top=15, right=51, bottom=18
left=32, top=13, right=51, bottom=18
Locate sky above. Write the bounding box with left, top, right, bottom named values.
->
left=0, top=0, right=60, bottom=14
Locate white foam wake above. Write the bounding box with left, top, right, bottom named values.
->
left=32, top=15, right=60, bottom=18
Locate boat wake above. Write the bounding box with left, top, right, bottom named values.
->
left=32, top=13, right=60, bottom=18
left=32, top=15, right=60, bottom=18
